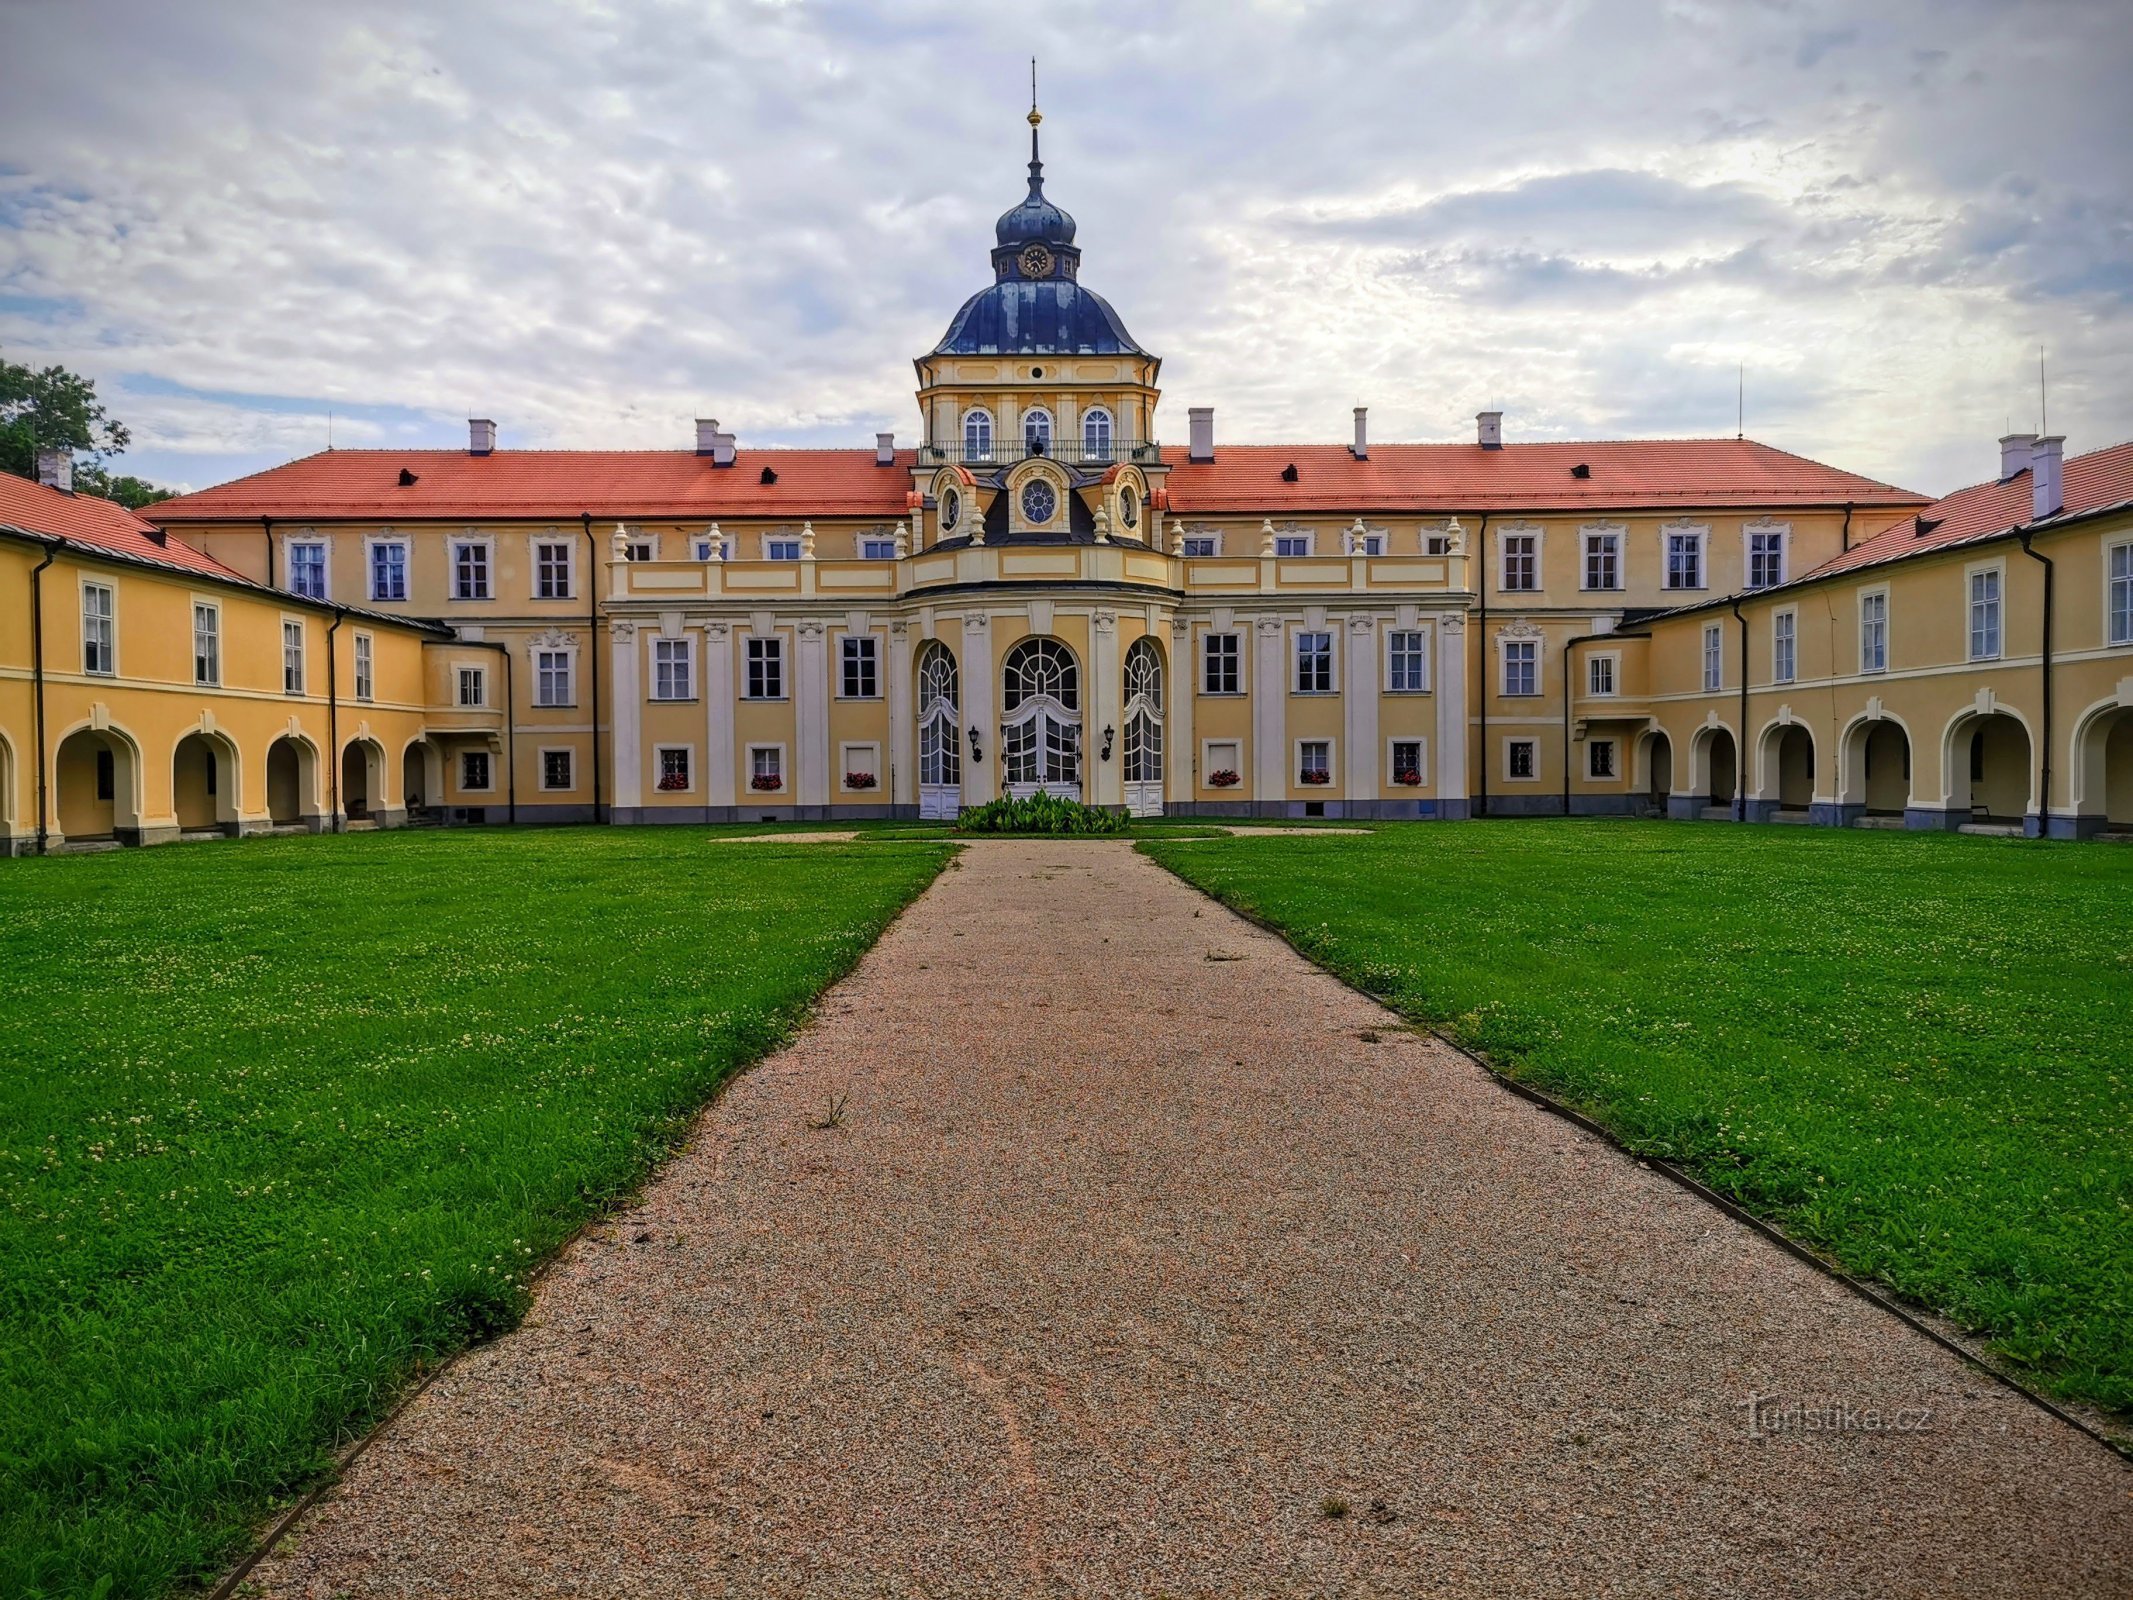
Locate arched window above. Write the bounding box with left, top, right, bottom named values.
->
left=1022, top=407, right=1052, bottom=455
left=917, top=643, right=961, bottom=810
left=1000, top=637, right=1080, bottom=795
left=963, top=409, right=993, bottom=460
left=1122, top=638, right=1163, bottom=785
left=1082, top=407, right=1113, bottom=462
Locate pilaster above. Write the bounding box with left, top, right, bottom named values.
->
left=703, top=620, right=735, bottom=810
left=795, top=618, right=830, bottom=811
left=888, top=620, right=914, bottom=809
left=1435, top=611, right=1468, bottom=814
left=1167, top=615, right=1194, bottom=809
left=1253, top=615, right=1286, bottom=811
left=960, top=613, right=997, bottom=805
left=1089, top=608, right=1122, bottom=808
left=1344, top=614, right=1379, bottom=802
left=611, top=619, right=643, bottom=812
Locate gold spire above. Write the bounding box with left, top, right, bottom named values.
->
left=1028, top=56, right=1041, bottom=126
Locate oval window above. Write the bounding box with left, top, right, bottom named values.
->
left=941, top=486, right=960, bottom=532
left=1020, top=479, right=1057, bottom=525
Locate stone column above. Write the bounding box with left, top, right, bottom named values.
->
left=1088, top=608, right=1122, bottom=808
left=703, top=621, right=735, bottom=815
left=795, top=618, right=829, bottom=815
left=1434, top=612, right=1468, bottom=818
left=1253, top=615, right=1287, bottom=816
left=1167, top=615, right=1194, bottom=812
left=610, top=620, right=642, bottom=817
left=960, top=613, right=995, bottom=805
left=888, top=620, right=914, bottom=813
left=1344, top=614, right=1379, bottom=814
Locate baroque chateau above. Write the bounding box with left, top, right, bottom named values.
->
left=4, top=110, right=2133, bottom=850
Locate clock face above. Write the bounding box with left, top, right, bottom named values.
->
left=1020, top=479, right=1057, bottom=526
left=1019, top=244, right=1053, bottom=279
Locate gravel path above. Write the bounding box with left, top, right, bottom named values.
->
left=252, top=841, right=2132, bottom=1599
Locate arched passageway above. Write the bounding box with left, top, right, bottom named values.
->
left=1850, top=720, right=1911, bottom=817
left=1694, top=727, right=1737, bottom=814
left=1642, top=731, right=1672, bottom=814
left=1951, top=713, right=2031, bottom=824
left=1769, top=725, right=1814, bottom=813
left=266, top=736, right=317, bottom=827
left=2071, top=704, right=2133, bottom=832
left=341, top=740, right=384, bottom=823
left=403, top=740, right=442, bottom=820
left=55, top=727, right=138, bottom=842
left=173, top=731, right=239, bottom=834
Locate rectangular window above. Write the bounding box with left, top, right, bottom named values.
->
left=2109, top=543, right=2133, bottom=647
left=1297, top=739, right=1331, bottom=784
left=745, top=636, right=783, bottom=699
left=541, top=749, right=573, bottom=791
left=1588, top=739, right=1617, bottom=779
left=534, top=541, right=573, bottom=600
left=1507, top=738, right=1536, bottom=780
left=658, top=746, right=692, bottom=791
left=1424, top=530, right=1453, bottom=556
left=1969, top=569, right=2002, bottom=660
left=1582, top=530, right=1621, bottom=590
left=860, top=537, right=898, bottom=560
left=535, top=649, right=572, bottom=707
left=353, top=633, right=373, bottom=702
left=840, top=635, right=879, bottom=698
left=1275, top=534, right=1311, bottom=558
left=288, top=541, right=327, bottom=599
left=625, top=537, right=656, bottom=563
left=369, top=541, right=407, bottom=602
left=1501, top=639, right=1537, bottom=697
left=693, top=536, right=733, bottom=562
left=766, top=537, right=801, bottom=561
left=452, top=541, right=490, bottom=600
left=1181, top=535, right=1217, bottom=558
left=96, top=748, right=114, bottom=800
left=1666, top=531, right=1705, bottom=591
left=1773, top=611, right=1796, bottom=684
left=1203, top=739, right=1241, bottom=787
left=1860, top=591, right=1888, bottom=673
left=282, top=619, right=305, bottom=695
left=192, top=602, right=220, bottom=685
left=1353, top=531, right=1385, bottom=556
left=1386, top=628, right=1430, bottom=692
left=1501, top=532, right=1538, bottom=592
left=82, top=582, right=115, bottom=675
left=749, top=746, right=782, bottom=789
left=652, top=637, right=694, bottom=701
left=1294, top=630, right=1334, bottom=693
left=1587, top=654, right=1615, bottom=697
left=461, top=750, right=491, bottom=791
left=1202, top=632, right=1240, bottom=694
left=457, top=666, right=486, bottom=707
left=1702, top=624, right=1723, bottom=692
left=1747, top=529, right=1786, bottom=590
left=1390, top=738, right=1424, bottom=786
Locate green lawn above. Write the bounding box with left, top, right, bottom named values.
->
left=1142, top=821, right=2133, bottom=1417
left=0, top=827, right=948, bottom=1600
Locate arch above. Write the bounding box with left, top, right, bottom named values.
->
left=402, top=736, right=444, bottom=820
left=1000, top=636, right=1081, bottom=797
left=1940, top=706, right=2033, bottom=823
left=1637, top=728, right=1673, bottom=813
left=1081, top=406, right=1114, bottom=462
left=341, top=737, right=386, bottom=823
left=1021, top=406, right=1053, bottom=454
left=266, top=733, right=321, bottom=828
left=962, top=408, right=993, bottom=460
left=1122, top=636, right=1165, bottom=816
left=172, top=727, right=241, bottom=835
left=2069, top=695, right=2133, bottom=830
left=1754, top=720, right=1816, bottom=813
left=1837, top=710, right=1913, bottom=816
left=1007, top=460, right=1069, bottom=532
left=54, top=721, right=143, bottom=843
left=0, top=729, right=15, bottom=839
left=1689, top=723, right=1737, bottom=813
left=916, top=641, right=962, bottom=820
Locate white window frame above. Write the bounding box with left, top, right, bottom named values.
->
left=1581, top=525, right=1623, bottom=591
left=1500, top=637, right=1539, bottom=698
left=763, top=534, right=802, bottom=561
left=459, top=748, right=494, bottom=793
left=654, top=743, right=695, bottom=794
left=366, top=537, right=409, bottom=603
left=651, top=634, right=696, bottom=701
left=1587, top=738, right=1618, bottom=780
left=1081, top=406, right=1113, bottom=460
left=1503, top=736, right=1539, bottom=783
left=1292, top=629, right=1336, bottom=695
left=1201, top=631, right=1242, bottom=696
left=962, top=407, right=994, bottom=459
left=1702, top=623, right=1723, bottom=693
left=81, top=579, right=116, bottom=676
left=1181, top=532, right=1220, bottom=558
left=192, top=598, right=221, bottom=686
left=1020, top=406, right=1053, bottom=453
left=746, top=742, right=786, bottom=793
left=1274, top=530, right=1314, bottom=558
left=839, top=741, right=883, bottom=793
left=286, top=538, right=329, bottom=600
left=1772, top=609, right=1797, bottom=685
left=1384, top=626, right=1431, bottom=693
left=1200, top=738, right=1243, bottom=787
left=838, top=633, right=880, bottom=700
left=1743, top=521, right=1790, bottom=591
left=456, top=664, right=487, bottom=708
left=1348, top=527, right=1386, bottom=556
left=693, top=534, right=735, bottom=562
left=2106, top=541, right=2132, bottom=648
left=353, top=630, right=374, bottom=702
left=282, top=617, right=306, bottom=696
left=450, top=535, right=494, bottom=601
left=1423, top=526, right=1456, bottom=556
left=859, top=535, right=898, bottom=561
left=1386, top=736, right=1427, bottom=786
left=1499, top=527, right=1542, bottom=593
left=1663, top=523, right=1708, bottom=592
left=1294, top=737, right=1334, bottom=786
left=538, top=746, right=575, bottom=791
left=1967, top=561, right=2004, bottom=662
left=744, top=634, right=785, bottom=700
left=532, top=538, right=576, bottom=601
left=534, top=645, right=575, bottom=708
left=625, top=534, right=657, bottom=563
left=1859, top=587, right=1889, bottom=674
left=1586, top=651, right=1618, bottom=698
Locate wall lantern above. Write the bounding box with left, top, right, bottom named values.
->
left=1100, top=725, right=1116, bottom=762
left=967, top=725, right=984, bottom=763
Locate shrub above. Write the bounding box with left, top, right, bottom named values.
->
left=953, top=792, right=1127, bottom=835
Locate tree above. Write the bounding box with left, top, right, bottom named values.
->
left=0, top=350, right=172, bottom=506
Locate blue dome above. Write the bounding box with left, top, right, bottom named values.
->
left=934, top=278, right=1144, bottom=356
left=995, top=182, right=1076, bottom=247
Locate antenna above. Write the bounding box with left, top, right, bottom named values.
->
left=1031, top=55, right=1037, bottom=115
left=2039, top=345, right=2047, bottom=434
left=327, top=410, right=334, bottom=451
left=1736, top=364, right=1744, bottom=440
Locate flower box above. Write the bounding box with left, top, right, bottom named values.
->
left=1300, top=769, right=1331, bottom=786
left=1392, top=770, right=1422, bottom=787
left=749, top=773, right=783, bottom=792
left=1207, top=769, right=1241, bottom=788
left=844, top=772, right=878, bottom=790
left=656, top=773, right=690, bottom=792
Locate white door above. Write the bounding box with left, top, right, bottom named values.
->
left=916, top=642, right=961, bottom=820
left=1121, top=637, right=1164, bottom=817
left=1000, top=638, right=1082, bottom=800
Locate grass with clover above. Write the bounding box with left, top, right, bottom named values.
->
left=0, top=826, right=949, bottom=1600
left=1143, top=820, right=2133, bottom=1418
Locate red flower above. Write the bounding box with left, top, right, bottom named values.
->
left=1207, top=769, right=1241, bottom=788
left=750, top=773, right=783, bottom=791
left=844, top=772, right=877, bottom=789
left=1300, top=769, right=1331, bottom=785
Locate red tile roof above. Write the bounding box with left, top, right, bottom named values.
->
left=149, top=448, right=921, bottom=523
left=1802, top=439, right=2133, bottom=582
left=0, top=470, right=253, bottom=582
left=1160, top=439, right=1925, bottom=515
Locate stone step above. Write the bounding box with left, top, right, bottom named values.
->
left=1853, top=815, right=1906, bottom=830
left=1957, top=822, right=2024, bottom=837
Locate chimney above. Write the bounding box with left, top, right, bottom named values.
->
left=2030, top=435, right=2065, bottom=521
left=1476, top=411, right=1503, bottom=449
left=35, top=448, right=73, bottom=492
left=876, top=431, right=896, bottom=467
left=1352, top=406, right=1368, bottom=460
left=468, top=418, right=496, bottom=455
left=696, top=418, right=720, bottom=456
left=1999, top=431, right=2037, bottom=482
left=1188, top=406, right=1214, bottom=463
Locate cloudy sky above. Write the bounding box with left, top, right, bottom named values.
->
left=3, top=0, right=2128, bottom=498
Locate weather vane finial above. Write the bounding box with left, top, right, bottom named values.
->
left=1029, top=56, right=1040, bottom=125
